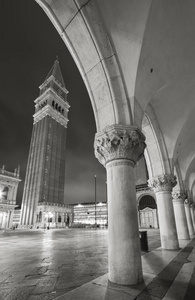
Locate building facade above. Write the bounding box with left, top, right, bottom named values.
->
left=0, top=166, right=21, bottom=229
left=72, top=202, right=108, bottom=226
left=20, top=58, right=70, bottom=228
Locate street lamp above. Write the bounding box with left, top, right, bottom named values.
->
left=0, top=189, right=3, bottom=201
left=95, top=175, right=97, bottom=227
left=106, top=181, right=108, bottom=226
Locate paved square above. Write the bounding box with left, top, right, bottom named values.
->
left=0, top=228, right=160, bottom=299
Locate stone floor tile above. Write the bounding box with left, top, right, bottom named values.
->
left=0, top=288, right=14, bottom=300
left=0, top=228, right=179, bottom=300
left=4, top=286, right=34, bottom=300
left=136, top=292, right=161, bottom=300
left=55, top=282, right=135, bottom=300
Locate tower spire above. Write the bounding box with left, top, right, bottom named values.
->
left=44, top=58, right=66, bottom=89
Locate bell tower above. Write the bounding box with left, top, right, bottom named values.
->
left=20, top=58, right=70, bottom=226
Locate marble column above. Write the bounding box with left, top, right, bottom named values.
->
left=172, top=191, right=190, bottom=240
left=185, top=199, right=194, bottom=236
left=94, top=124, right=146, bottom=285
left=8, top=210, right=14, bottom=228
left=190, top=204, right=195, bottom=230
left=148, top=175, right=179, bottom=250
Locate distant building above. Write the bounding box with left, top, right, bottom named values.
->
left=72, top=202, right=108, bottom=226
left=71, top=156, right=158, bottom=229
left=12, top=208, right=21, bottom=228
left=20, top=58, right=72, bottom=228
left=0, top=165, right=21, bottom=229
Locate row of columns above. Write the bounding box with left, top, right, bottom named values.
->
left=0, top=210, right=14, bottom=229
left=94, top=124, right=195, bottom=286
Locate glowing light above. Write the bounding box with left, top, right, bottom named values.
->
left=0, top=190, right=3, bottom=198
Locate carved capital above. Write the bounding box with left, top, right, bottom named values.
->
left=148, top=174, right=177, bottom=193
left=172, top=191, right=186, bottom=204
left=94, top=125, right=146, bottom=167
left=185, top=198, right=193, bottom=206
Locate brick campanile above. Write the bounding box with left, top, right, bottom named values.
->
left=20, top=58, right=70, bottom=226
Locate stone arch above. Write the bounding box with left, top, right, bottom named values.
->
left=137, top=193, right=159, bottom=229
left=35, top=0, right=132, bottom=131
left=137, top=192, right=156, bottom=207
left=138, top=195, right=157, bottom=210
left=142, top=107, right=171, bottom=177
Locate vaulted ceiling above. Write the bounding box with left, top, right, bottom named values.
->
left=37, top=0, right=195, bottom=197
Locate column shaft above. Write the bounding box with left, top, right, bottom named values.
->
left=185, top=203, right=194, bottom=236
left=173, top=198, right=190, bottom=240
left=94, top=124, right=146, bottom=285
left=107, top=159, right=142, bottom=285
left=156, top=190, right=179, bottom=249
left=148, top=175, right=179, bottom=250
left=190, top=206, right=195, bottom=230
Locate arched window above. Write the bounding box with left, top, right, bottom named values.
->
left=55, top=103, right=58, bottom=109
left=52, top=100, right=55, bottom=107
left=58, top=215, right=61, bottom=223
left=1, top=186, right=8, bottom=200
left=38, top=211, right=42, bottom=222
left=139, top=195, right=156, bottom=210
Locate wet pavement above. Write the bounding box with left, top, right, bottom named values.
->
left=0, top=228, right=160, bottom=300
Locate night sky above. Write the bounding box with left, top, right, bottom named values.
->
left=0, top=0, right=106, bottom=206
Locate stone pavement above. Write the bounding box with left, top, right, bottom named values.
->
left=0, top=228, right=160, bottom=299
left=56, top=239, right=195, bottom=300
left=1, top=228, right=194, bottom=299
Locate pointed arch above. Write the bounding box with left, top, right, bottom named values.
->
left=142, top=105, right=171, bottom=177
left=35, top=0, right=132, bottom=131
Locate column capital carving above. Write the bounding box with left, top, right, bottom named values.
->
left=172, top=190, right=187, bottom=203
left=94, top=125, right=146, bottom=167
left=148, top=174, right=177, bottom=193
left=185, top=198, right=193, bottom=205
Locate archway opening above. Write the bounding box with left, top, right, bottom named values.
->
left=139, top=195, right=158, bottom=229
left=139, top=195, right=157, bottom=210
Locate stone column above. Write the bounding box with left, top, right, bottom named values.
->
left=184, top=199, right=194, bottom=236
left=148, top=175, right=179, bottom=250
left=8, top=210, right=14, bottom=228
left=94, top=124, right=146, bottom=285
left=172, top=191, right=190, bottom=240
left=190, top=204, right=195, bottom=231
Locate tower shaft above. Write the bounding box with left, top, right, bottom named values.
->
left=20, top=59, right=69, bottom=226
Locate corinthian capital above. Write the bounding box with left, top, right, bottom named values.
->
left=94, top=125, right=146, bottom=167
left=172, top=190, right=187, bottom=203
left=172, top=191, right=186, bottom=200
left=148, top=174, right=177, bottom=193
left=184, top=198, right=193, bottom=205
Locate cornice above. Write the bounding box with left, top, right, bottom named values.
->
left=33, top=105, right=69, bottom=128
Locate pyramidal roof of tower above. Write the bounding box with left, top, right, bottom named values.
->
left=44, top=58, right=66, bottom=89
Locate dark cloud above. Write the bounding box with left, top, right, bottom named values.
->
left=0, top=0, right=106, bottom=205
